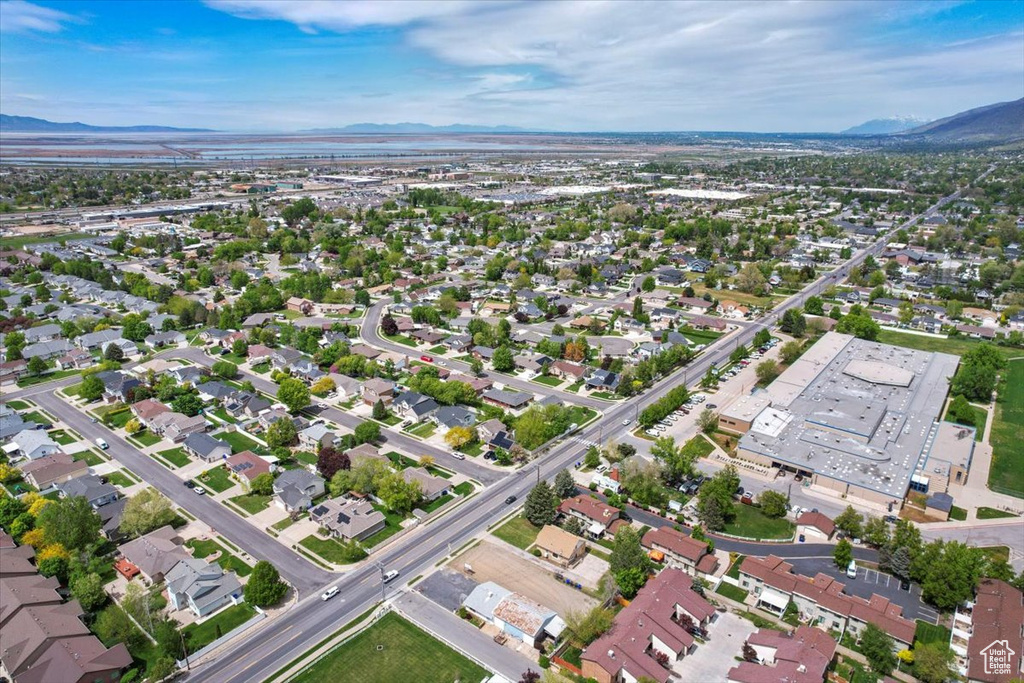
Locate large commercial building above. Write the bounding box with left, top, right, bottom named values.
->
left=732, top=332, right=963, bottom=507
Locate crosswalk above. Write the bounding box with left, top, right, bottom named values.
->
left=569, top=435, right=601, bottom=449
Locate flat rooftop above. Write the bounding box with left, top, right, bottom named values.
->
left=721, top=392, right=772, bottom=423
left=739, top=332, right=960, bottom=498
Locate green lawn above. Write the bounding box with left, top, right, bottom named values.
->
left=292, top=612, right=488, bottom=683
left=272, top=516, right=296, bottom=531
left=458, top=441, right=483, bottom=457
left=299, top=535, right=367, bottom=564
left=979, top=545, right=1010, bottom=564
left=156, top=447, right=191, bottom=468
left=492, top=516, right=541, bottom=550
left=427, top=345, right=448, bottom=355
left=15, top=369, right=80, bottom=388
left=48, top=429, right=77, bottom=446
left=105, top=471, right=136, bottom=488
left=949, top=506, right=968, bottom=521
left=220, top=430, right=260, bottom=454
left=20, top=410, right=49, bottom=425
left=72, top=449, right=106, bottom=466
left=716, top=582, right=749, bottom=602
left=211, top=407, right=238, bottom=424
left=187, top=538, right=226, bottom=558
left=977, top=506, right=1019, bottom=520
left=133, top=430, right=164, bottom=447
left=723, top=504, right=795, bottom=540
left=218, top=554, right=252, bottom=577
left=877, top=329, right=1024, bottom=362
left=453, top=482, right=474, bottom=496
left=293, top=450, right=318, bottom=466
left=405, top=422, right=437, bottom=438
left=726, top=555, right=747, bottom=579
left=0, top=231, right=94, bottom=250
left=198, top=467, right=236, bottom=493
left=378, top=414, right=402, bottom=426
left=106, top=409, right=134, bottom=428
left=565, top=380, right=584, bottom=393
left=383, top=333, right=419, bottom=348
left=422, top=494, right=454, bottom=513
left=6, top=399, right=31, bottom=410
left=229, top=493, right=271, bottom=515
left=681, top=434, right=715, bottom=459
left=533, top=375, right=564, bottom=387
left=990, top=360, right=1024, bottom=498
left=914, top=620, right=952, bottom=647
left=183, top=603, right=256, bottom=652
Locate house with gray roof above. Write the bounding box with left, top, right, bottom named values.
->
left=273, top=469, right=325, bottom=512
left=21, top=339, right=73, bottom=361
left=432, top=406, right=476, bottom=430
left=55, top=474, right=119, bottom=508
left=2, top=430, right=59, bottom=462
left=401, top=467, right=451, bottom=502
left=182, top=433, right=231, bottom=462
left=118, top=525, right=191, bottom=583
left=75, top=328, right=121, bottom=350
left=165, top=557, right=243, bottom=618
left=392, top=391, right=439, bottom=422
left=310, top=497, right=386, bottom=541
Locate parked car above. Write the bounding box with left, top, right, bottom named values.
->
left=95, top=438, right=109, bottom=450
left=420, top=355, right=433, bottom=363
left=451, top=452, right=465, bottom=460
left=193, top=486, right=206, bottom=495
left=846, top=561, right=858, bottom=579
left=183, top=479, right=195, bottom=488
left=740, top=492, right=754, bottom=505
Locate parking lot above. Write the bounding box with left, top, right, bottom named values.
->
left=669, top=610, right=756, bottom=682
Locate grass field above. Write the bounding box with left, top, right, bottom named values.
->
left=229, top=493, right=271, bottom=515
left=198, top=467, right=236, bottom=493
left=105, top=470, right=136, bottom=488
left=383, top=333, right=419, bottom=348
left=187, top=538, right=226, bottom=558
left=183, top=603, right=256, bottom=652
left=292, top=612, right=488, bottom=683
left=49, top=429, right=77, bottom=445
left=977, top=507, right=1019, bottom=520
left=979, top=545, right=1010, bottom=564
left=949, top=506, right=968, bottom=521
left=492, top=515, right=541, bottom=550
left=156, top=447, right=191, bottom=468
left=72, top=449, right=106, bottom=466
left=533, top=375, right=564, bottom=387
left=914, top=620, right=952, bottom=647
left=6, top=399, right=31, bottom=410
left=133, top=430, right=164, bottom=447
left=989, top=360, right=1024, bottom=499
left=404, top=422, right=436, bottom=438
left=0, top=231, right=94, bottom=250
left=715, top=582, right=749, bottom=603
left=681, top=434, right=715, bottom=459
left=299, top=535, right=366, bottom=564
left=220, top=430, right=260, bottom=454
left=877, top=329, right=1024, bottom=363
left=723, top=504, right=795, bottom=540
left=16, top=368, right=80, bottom=388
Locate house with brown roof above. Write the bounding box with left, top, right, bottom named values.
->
left=549, top=360, right=588, bottom=381
left=14, top=632, right=132, bottom=683
left=796, top=511, right=836, bottom=541
left=727, top=626, right=837, bottom=683
left=737, top=555, right=916, bottom=649
left=130, top=398, right=170, bottom=426
left=534, top=525, right=586, bottom=568
left=582, top=568, right=716, bottom=683
left=117, top=525, right=191, bottom=583
left=225, top=450, right=272, bottom=488
left=558, top=495, right=621, bottom=537
left=0, top=574, right=62, bottom=629
left=361, top=377, right=396, bottom=405
left=961, top=578, right=1023, bottom=683
left=642, top=526, right=719, bottom=577
left=0, top=545, right=36, bottom=578
left=18, top=452, right=88, bottom=491
left=309, top=497, right=385, bottom=541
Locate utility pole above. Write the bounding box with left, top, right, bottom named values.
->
left=535, top=464, right=541, bottom=485
left=179, top=630, right=190, bottom=671
left=376, top=562, right=387, bottom=601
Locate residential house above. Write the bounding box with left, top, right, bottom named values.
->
left=309, top=497, right=386, bottom=541
left=462, top=581, right=561, bottom=647
left=19, top=453, right=88, bottom=491
left=225, top=450, right=273, bottom=488
left=182, top=433, right=231, bottom=462
left=21, top=339, right=73, bottom=361
left=144, top=331, right=186, bottom=349
left=432, top=406, right=476, bottom=431
left=23, top=324, right=62, bottom=344
left=298, top=424, right=338, bottom=452
left=477, top=418, right=515, bottom=450
left=166, top=365, right=207, bottom=387
left=558, top=495, right=620, bottom=537
left=2, top=430, right=59, bottom=462
left=482, top=388, right=533, bottom=410
left=344, top=443, right=389, bottom=467
left=678, top=297, right=715, bottom=313
left=727, top=626, right=837, bottom=683
left=53, top=348, right=94, bottom=371
left=0, top=359, right=28, bottom=386
left=401, top=467, right=450, bottom=503
left=349, top=344, right=382, bottom=360
left=361, top=378, right=396, bottom=406
left=117, top=525, right=191, bottom=583
left=392, top=391, right=440, bottom=422
left=549, top=361, right=587, bottom=382
left=737, top=555, right=916, bottom=649
left=148, top=412, right=207, bottom=443
left=55, top=474, right=118, bottom=508
left=95, top=370, right=141, bottom=403
left=962, top=578, right=1023, bottom=683
left=796, top=511, right=836, bottom=541
left=165, top=558, right=243, bottom=618
left=582, top=568, right=717, bottom=683
left=130, top=398, right=170, bottom=427
left=534, top=525, right=586, bottom=568
left=642, top=526, right=719, bottom=577
left=273, top=469, right=326, bottom=512
left=586, top=369, right=620, bottom=392
left=75, top=329, right=121, bottom=351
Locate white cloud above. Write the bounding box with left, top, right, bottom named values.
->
left=205, top=0, right=490, bottom=30
left=0, top=0, right=78, bottom=33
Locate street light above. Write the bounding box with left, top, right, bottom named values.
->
left=376, top=562, right=387, bottom=601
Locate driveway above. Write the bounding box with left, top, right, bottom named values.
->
left=671, top=611, right=756, bottom=681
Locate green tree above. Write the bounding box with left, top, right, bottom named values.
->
left=737, top=263, right=766, bottom=294
left=779, top=341, right=802, bottom=365
left=564, top=606, right=614, bottom=645
left=277, top=378, right=311, bottom=413
left=780, top=309, right=806, bottom=336
left=803, top=296, right=824, bottom=315
left=171, top=392, right=203, bottom=417
left=553, top=469, right=576, bottom=499
left=609, top=527, right=651, bottom=597
left=833, top=538, right=853, bottom=569
left=919, top=541, right=984, bottom=611
left=119, top=488, right=176, bottom=538
left=372, top=399, right=387, bottom=421
left=758, top=490, right=789, bottom=518
left=755, top=359, right=780, bottom=384
left=912, top=643, right=955, bottom=683
left=244, top=560, right=288, bottom=606
left=70, top=572, right=107, bottom=612
left=104, top=343, right=125, bottom=362
left=834, top=505, right=864, bottom=537
left=377, top=471, right=422, bottom=514
left=492, top=345, right=515, bottom=372
left=469, top=357, right=484, bottom=376
left=212, top=360, right=239, bottom=379
left=945, top=394, right=976, bottom=426
left=696, top=408, right=718, bottom=434
left=36, top=496, right=101, bottom=551
left=641, top=276, right=655, bottom=292
left=584, top=447, right=601, bottom=469
left=153, top=619, right=185, bottom=660
left=266, top=417, right=298, bottom=448
left=27, top=356, right=47, bottom=376
left=80, top=374, right=105, bottom=402
left=523, top=481, right=557, bottom=527
left=250, top=472, right=275, bottom=496
left=354, top=420, right=381, bottom=445
left=94, top=606, right=144, bottom=650
left=859, top=623, right=897, bottom=675
left=753, top=329, right=771, bottom=347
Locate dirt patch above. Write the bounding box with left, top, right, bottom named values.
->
left=450, top=541, right=597, bottom=617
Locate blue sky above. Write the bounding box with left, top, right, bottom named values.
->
left=1, top=0, right=1021, bottom=132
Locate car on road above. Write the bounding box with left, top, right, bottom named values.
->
left=504, top=495, right=517, bottom=504
left=622, top=418, right=631, bottom=426
left=383, top=570, right=400, bottom=583
left=183, top=479, right=195, bottom=488
left=321, top=586, right=340, bottom=601
left=451, top=451, right=465, bottom=460
left=707, top=404, right=717, bottom=409
left=420, top=355, right=433, bottom=363
left=193, top=486, right=206, bottom=495
left=95, top=438, right=109, bottom=450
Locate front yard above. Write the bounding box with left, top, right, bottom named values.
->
left=492, top=515, right=541, bottom=550
left=299, top=534, right=367, bottom=565
left=183, top=603, right=257, bottom=653
left=198, top=467, right=236, bottom=493
left=156, top=447, right=191, bottom=468
left=723, top=504, right=795, bottom=540
left=229, top=493, right=271, bottom=515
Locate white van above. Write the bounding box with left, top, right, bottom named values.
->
left=95, top=437, right=109, bottom=450
left=846, top=561, right=858, bottom=579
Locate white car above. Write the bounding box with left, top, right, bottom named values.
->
left=193, top=486, right=206, bottom=495
left=383, top=570, right=400, bottom=583
left=321, top=586, right=340, bottom=601
left=622, top=418, right=632, bottom=426
left=451, top=452, right=465, bottom=460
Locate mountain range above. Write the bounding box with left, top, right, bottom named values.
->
left=0, top=114, right=213, bottom=133
left=841, top=116, right=929, bottom=135
left=300, top=122, right=531, bottom=134
left=901, top=98, right=1024, bottom=143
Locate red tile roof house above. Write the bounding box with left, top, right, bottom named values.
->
left=737, top=555, right=916, bottom=649
left=582, top=568, right=717, bottom=683
left=964, top=578, right=1023, bottom=683
left=796, top=511, right=836, bottom=541
left=130, top=398, right=170, bottom=427
left=226, top=450, right=273, bottom=489
left=247, top=344, right=273, bottom=362
left=558, top=495, right=621, bottom=538
left=727, top=625, right=837, bottom=683
left=642, top=526, right=720, bottom=577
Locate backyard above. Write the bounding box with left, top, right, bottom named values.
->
left=292, top=612, right=488, bottom=683
left=723, top=504, right=795, bottom=540
left=989, top=360, right=1024, bottom=498
left=219, top=430, right=261, bottom=454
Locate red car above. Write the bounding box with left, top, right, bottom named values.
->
left=420, top=355, right=433, bottom=363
